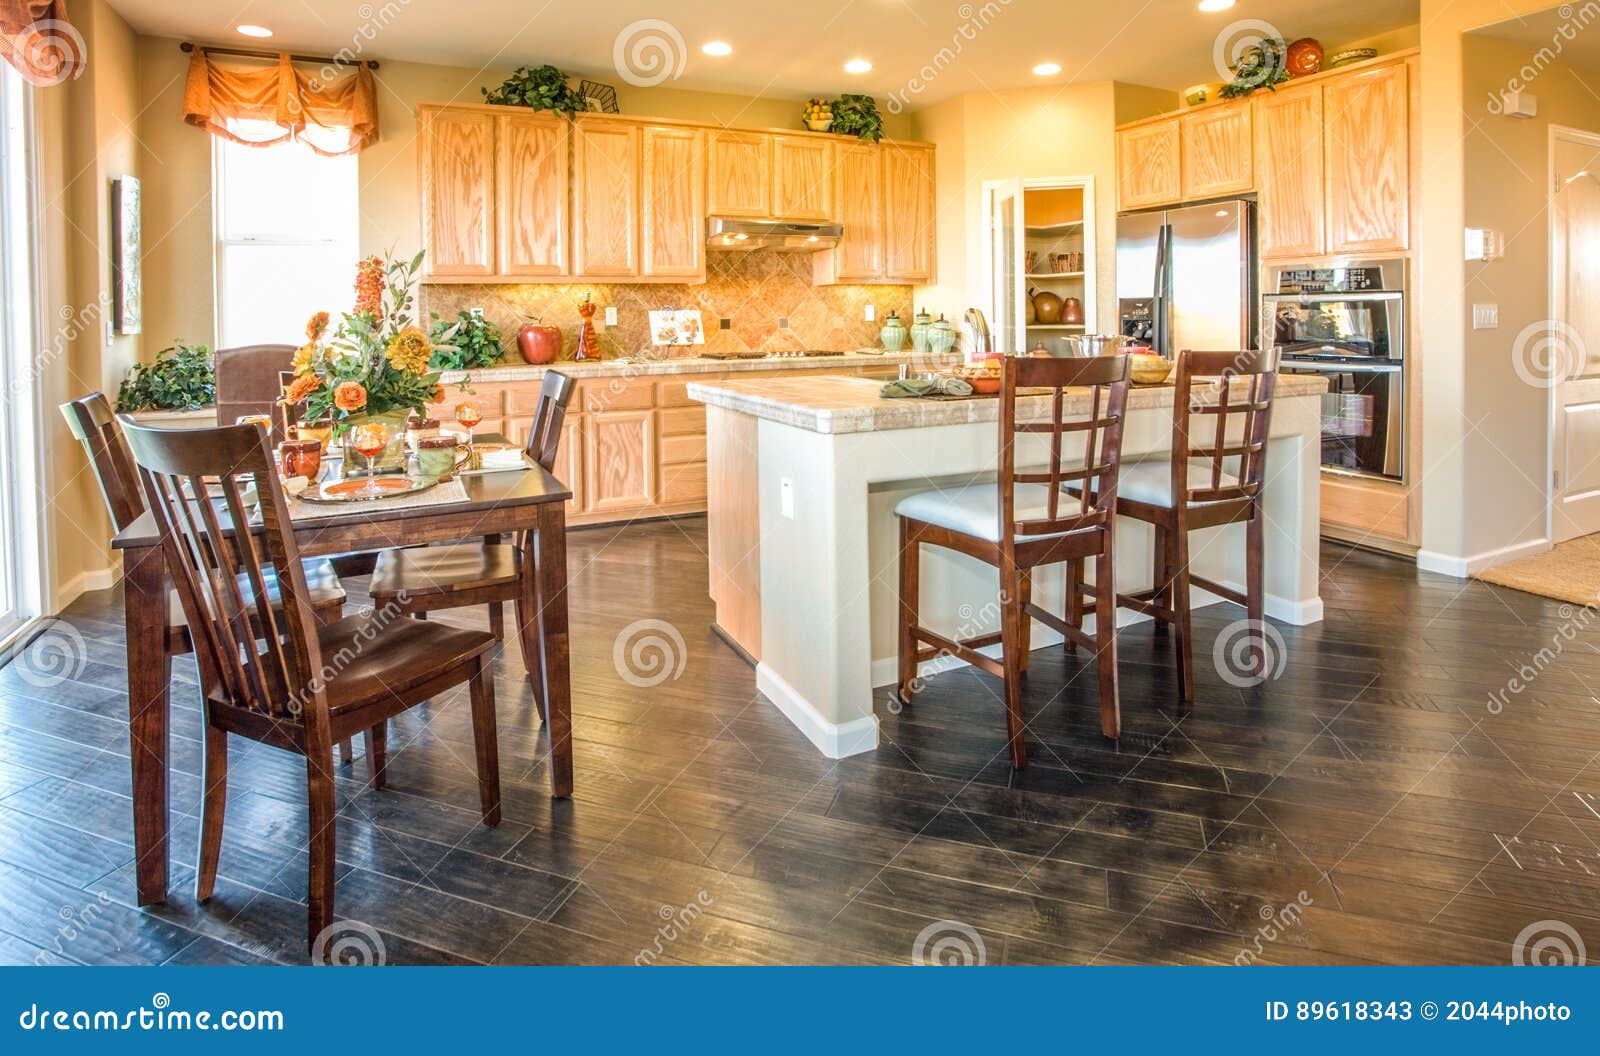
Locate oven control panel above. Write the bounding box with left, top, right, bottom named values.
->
left=1274, top=266, right=1387, bottom=294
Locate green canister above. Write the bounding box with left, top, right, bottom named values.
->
left=879, top=311, right=908, bottom=352
left=927, top=313, right=957, bottom=356
left=908, top=308, right=933, bottom=356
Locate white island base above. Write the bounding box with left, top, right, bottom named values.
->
left=689, top=374, right=1329, bottom=759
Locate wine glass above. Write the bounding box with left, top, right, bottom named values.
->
left=455, top=401, right=482, bottom=452
left=352, top=422, right=389, bottom=497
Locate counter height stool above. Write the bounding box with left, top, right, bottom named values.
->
left=1113, top=348, right=1279, bottom=703
left=894, top=354, right=1132, bottom=766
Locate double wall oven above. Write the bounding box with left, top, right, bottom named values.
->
left=1264, top=260, right=1406, bottom=481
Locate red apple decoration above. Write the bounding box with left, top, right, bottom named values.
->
left=517, top=318, right=562, bottom=365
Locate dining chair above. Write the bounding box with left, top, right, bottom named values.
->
left=1112, top=348, right=1279, bottom=702
left=119, top=418, right=503, bottom=954
left=894, top=354, right=1131, bottom=766
left=215, top=344, right=298, bottom=444
left=367, top=371, right=575, bottom=721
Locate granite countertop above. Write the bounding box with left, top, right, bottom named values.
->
left=686, top=374, right=1330, bottom=435
left=440, top=348, right=959, bottom=384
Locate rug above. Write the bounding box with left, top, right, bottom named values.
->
left=1472, top=535, right=1600, bottom=605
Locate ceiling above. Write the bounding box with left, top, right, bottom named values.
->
left=1472, top=4, right=1600, bottom=71
left=106, top=0, right=1417, bottom=105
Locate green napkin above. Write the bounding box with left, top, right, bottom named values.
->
left=880, top=376, right=974, bottom=399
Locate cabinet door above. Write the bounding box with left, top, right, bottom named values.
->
left=883, top=143, right=934, bottom=281
left=419, top=107, right=495, bottom=277
left=1324, top=63, right=1409, bottom=253
left=1116, top=119, right=1181, bottom=210
left=707, top=131, right=772, bottom=218
left=496, top=112, right=568, bottom=277
left=572, top=120, right=640, bottom=277
left=583, top=410, right=656, bottom=514
left=553, top=417, right=583, bottom=514
left=1180, top=104, right=1252, bottom=199
left=829, top=141, right=883, bottom=280
left=641, top=125, right=705, bottom=279
left=1255, top=84, right=1325, bottom=259
left=772, top=136, right=835, bottom=221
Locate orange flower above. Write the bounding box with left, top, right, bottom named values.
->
left=291, top=342, right=316, bottom=374
left=428, top=384, right=446, bottom=404
left=333, top=381, right=368, bottom=412
left=384, top=325, right=432, bottom=374
left=354, top=256, right=384, bottom=317
left=305, top=311, right=330, bottom=342
left=283, top=373, right=320, bottom=404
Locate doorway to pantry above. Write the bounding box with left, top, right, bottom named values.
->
left=983, top=177, right=1096, bottom=357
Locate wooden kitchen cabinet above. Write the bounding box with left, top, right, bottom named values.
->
left=1254, top=83, right=1326, bottom=259
left=821, top=141, right=883, bottom=281
left=883, top=143, right=935, bottom=281
left=1117, top=118, right=1181, bottom=210
left=707, top=130, right=772, bottom=218
left=771, top=135, right=834, bottom=221
left=495, top=111, right=568, bottom=277
left=641, top=124, right=705, bottom=279
left=583, top=409, right=656, bottom=514
left=1324, top=62, right=1409, bottom=253
left=1180, top=104, right=1252, bottom=200
left=572, top=118, right=641, bottom=277
left=419, top=107, right=496, bottom=278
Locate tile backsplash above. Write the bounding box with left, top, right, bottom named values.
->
left=423, top=252, right=912, bottom=360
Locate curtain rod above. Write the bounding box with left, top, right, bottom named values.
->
left=179, top=41, right=380, bottom=70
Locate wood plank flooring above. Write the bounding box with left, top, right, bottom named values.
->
left=1, top=517, right=1597, bottom=965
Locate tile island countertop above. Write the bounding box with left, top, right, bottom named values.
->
left=437, top=348, right=958, bottom=384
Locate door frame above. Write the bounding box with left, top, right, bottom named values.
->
left=979, top=175, right=1098, bottom=353
left=1545, top=124, right=1600, bottom=544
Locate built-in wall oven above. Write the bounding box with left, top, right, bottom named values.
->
left=1264, top=259, right=1406, bottom=481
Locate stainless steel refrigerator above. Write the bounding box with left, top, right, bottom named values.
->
left=1115, top=199, right=1256, bottom=358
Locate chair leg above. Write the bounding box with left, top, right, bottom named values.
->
left=1151, top=524, right=1169, bottom=638
left=1016, top=568, right=1033, bottom=672
left=1171, top=525, right=1195, bottom=704
left=469, top=655, right=502, bottom=826
left=1094, top=540, right=1122, bottom=739
left=1246, top=507, right=1266, bottom=678
left=364, top=723, right=387, bottom=790
left=337, top=739, right=353, bottom=765
left=897, top=520, right=920, bottom=705
left=488, top=601, right=505, bottom=640
left=195, top=724, right=227, bottom=901
left=305, top=752, right=337, bottom=955
left=515, top=570, right=548, bottom=724
left=1065, top=558, right=1083, bottom=655
left=998, top=560, right=1028, bottom=769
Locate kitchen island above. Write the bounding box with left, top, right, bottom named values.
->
left=688, top=372, right=1330, bottom=758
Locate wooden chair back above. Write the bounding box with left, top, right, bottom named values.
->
left=119, top=419, right=327, bottom=728
left=999, top=354, right=1131, bottom=544
left=60, top=393, right=145, bottom=531
left=216, top=343, right=296, bottom=443
left=522, top=370, right=576, bottom=472
left=1171, top=348, right=1278, bottom=505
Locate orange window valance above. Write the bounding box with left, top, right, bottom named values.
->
left=0, top=0, right=85, bottom=86
left=181, top=46, right=378, bottom=156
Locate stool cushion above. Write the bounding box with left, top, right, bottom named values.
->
left=1118, top=459, right=1240, bottom=507
left=895, top=483, right=1082, bottom=543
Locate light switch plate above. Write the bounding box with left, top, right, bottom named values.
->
left=604, top=306, right=618, bottom=326
left=864, top=304, right=875, bottom=322
left=1472, top=303, right=1499, bottom=330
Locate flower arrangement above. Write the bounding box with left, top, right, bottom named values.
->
left=286, top=249, right=445, bottom=436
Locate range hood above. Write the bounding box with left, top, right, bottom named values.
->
left=707, top=217, right=843, bottom=252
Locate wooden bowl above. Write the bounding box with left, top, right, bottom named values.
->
left=1128, top=353, right=1173, bottom=385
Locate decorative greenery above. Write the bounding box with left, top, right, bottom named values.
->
left=428, top=308, right=504, bottom=370
left=828, top=94, right=883, bottom=141
left=1218, top=38, right=1290, bottom=98
left=115, top=342, right=215, bottom=412
left=482, top=65, right=587, bottom=115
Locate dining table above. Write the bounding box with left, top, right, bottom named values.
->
left=109, top=452, right=575, bottom=907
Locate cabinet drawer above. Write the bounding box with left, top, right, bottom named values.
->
left=658, top=406, right=706, bottom=436
left=659, top=461, right=708, bottom=505
left=660, top=433, right=706, bottom=465
left=577, top=379, right=654, bottom=413
left=655, top=379, right=704, bottom=407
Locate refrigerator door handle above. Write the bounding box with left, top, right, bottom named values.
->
left=1153, top=223, right=1171, bottom=358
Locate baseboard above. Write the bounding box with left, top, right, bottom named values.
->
left=754, top=662, right=878, bottom=759
left=1417, top=537, right=1550, bottom=579
left=51, top=567, right=117, bottom=615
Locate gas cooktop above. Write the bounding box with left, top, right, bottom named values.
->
left=700, top=349, right=850, bottom=360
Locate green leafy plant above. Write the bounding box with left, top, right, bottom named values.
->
left=1218, top=39, right=1290, bottom=98
left=429, top=308, right=504, bottom=370
left=482, top=65, right=586, bottom=115
left=115, top=342, right=215, bottom=412
left=829, top=94, right=883, bottom=141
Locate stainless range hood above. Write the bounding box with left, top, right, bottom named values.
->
left=707, top=217, right=843, bottom=252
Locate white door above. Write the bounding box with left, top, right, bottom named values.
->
left=1550, top=130, right=1600, bottom=541
left=984, top=179, right=1025, bottom=357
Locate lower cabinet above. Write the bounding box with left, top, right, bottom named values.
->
left=583, top=410, right=655, bottom=514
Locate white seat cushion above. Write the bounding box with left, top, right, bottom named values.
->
left=1117, top=458, right=1239, bottom=507
left=895, top=483, right=1082, bottom=542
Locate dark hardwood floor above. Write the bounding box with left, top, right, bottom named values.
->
left=2, top=517, right=1598, bottom=965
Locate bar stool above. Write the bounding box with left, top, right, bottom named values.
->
left=1113, top=348, right=1279, bottom=702
left=893, top=354, right=1132, bottom=766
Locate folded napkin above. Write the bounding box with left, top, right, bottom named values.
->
left=880, top=376, right=974, bottom=399
left=478, top=447, right=526, bottom=471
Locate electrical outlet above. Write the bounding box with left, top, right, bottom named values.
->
left=864, top=304, right=875, bottom=322
left=1472, top=303, right=1499, bottom=330
left=779, top=478, right=795, bottom=519
left=604, top=306, right=618, bottom=326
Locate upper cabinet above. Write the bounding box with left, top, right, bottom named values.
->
left=1180, top=105, right=1252, bottom=200
left=771, top=136, right=834, bottom=221
left=496, top=112, right=569, bottom=278
left=707, top=130, right=772, bottom=218
left=641, top=125, right=705, bottom=280
left=419, top=107, right=497, bottom=278
left=883, top=143, right=934, bottom=282
left=824, top=141, right=883, bottom=281
left=1255, top=83, right=1325, bottom=259
left=1116, top=119, right=1181, bottom=210
left=814, top=140, right=934, bottom=285
left=1323, top=62, right=1409, bottom=254
left=571, top=118, right=641, bottom=277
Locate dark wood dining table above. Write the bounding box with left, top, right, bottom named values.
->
left=110, top=459, right=574, bottom=907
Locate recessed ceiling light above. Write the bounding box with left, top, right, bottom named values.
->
left=702, top=41, right=732, bottom=57
left=1197, top=0, right=1235, bottom=11
left=1032, top=62, right=1062, bottom=77
left=844, top=58, right=872, bottom=75
left=236, top=24, right=273, bottom=38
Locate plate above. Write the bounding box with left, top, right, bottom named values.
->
left=297, top=475, right=442, bottom=504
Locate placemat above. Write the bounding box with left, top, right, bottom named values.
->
left=287, top=478, right=470, bottom=521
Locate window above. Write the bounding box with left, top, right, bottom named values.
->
left=214, top=122, right=359, bottom=348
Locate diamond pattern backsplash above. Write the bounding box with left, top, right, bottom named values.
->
left=423, top=252, right=912, bottom=360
